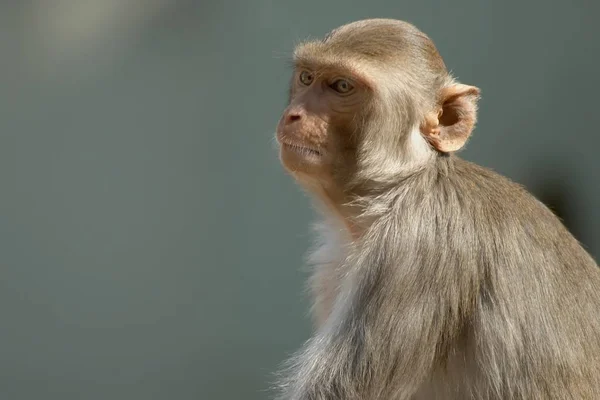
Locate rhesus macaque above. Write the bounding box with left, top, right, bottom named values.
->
left=273, top=18, right=600, bottom=400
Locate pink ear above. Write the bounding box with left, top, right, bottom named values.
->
left=422, top=84, right=480, bottom=153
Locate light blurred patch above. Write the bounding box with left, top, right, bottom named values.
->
left=21, top=0, right=176, bottom=81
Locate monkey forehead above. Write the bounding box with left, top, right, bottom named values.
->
left=293, top=38, right=401, bottom=69
left=293, top=18, right=446, bottom=80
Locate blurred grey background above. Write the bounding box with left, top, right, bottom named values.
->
left=0, top=1, right=598, bottom=399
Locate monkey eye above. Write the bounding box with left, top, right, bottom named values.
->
left=299, top=71, right=314, bottom=86
left=330, top=79, right=354, bottom=94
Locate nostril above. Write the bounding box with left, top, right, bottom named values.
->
left=287, top=114, right=302, bottom=123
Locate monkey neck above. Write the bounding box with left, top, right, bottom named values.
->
left=299, top=154, right=454, bottom=240
left=293, top=172, right=361, bottom=239
left=307, top=180, right=365, bottom=241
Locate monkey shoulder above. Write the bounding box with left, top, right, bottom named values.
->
left=449, top=157, right=565, bottom=223
left=429, top=157, right=598, bottom=271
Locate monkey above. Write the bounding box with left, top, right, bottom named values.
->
left=273, top=18, right=600, bottom=400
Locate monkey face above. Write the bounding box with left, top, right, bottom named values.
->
left=276, top=68, right=367, bottom=181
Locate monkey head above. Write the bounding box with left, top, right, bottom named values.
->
left=276, top=19, right=480, bottom=194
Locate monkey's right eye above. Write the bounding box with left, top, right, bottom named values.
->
left=299, top=71, right=314, bottom=86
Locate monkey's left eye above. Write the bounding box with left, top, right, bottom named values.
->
left=330, top=79, right=354, bottom=94
left=299, top=71, right=314, bottom=86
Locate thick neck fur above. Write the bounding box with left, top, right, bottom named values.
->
left=304, top=149, right=443, bottom=242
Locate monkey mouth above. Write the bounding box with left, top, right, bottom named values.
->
left=281, top=142, right=322, bottom=158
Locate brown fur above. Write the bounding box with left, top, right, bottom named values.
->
left=273, top=18, right=600, bottom=399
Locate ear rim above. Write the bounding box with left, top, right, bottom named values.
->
left=440, top=83, right=481, bottom=104
left=421, top=83, right=481, bottom=153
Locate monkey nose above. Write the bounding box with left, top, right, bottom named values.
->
left=285, top=112, right=302, bottom=124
